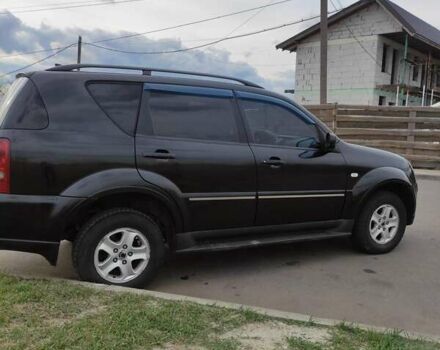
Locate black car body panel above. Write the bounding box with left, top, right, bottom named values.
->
left=0, top=66, right=417, bottom=265
left=338, top=142, right=417, bottom=224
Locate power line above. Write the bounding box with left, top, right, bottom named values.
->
left=93, top=0, right=295, bottom=43
left=3, top=0, right=118, bottom=11
left=0, top=3, right=333, bottom=76
left=0, top=0, right=293, bottom=59
left=189, top=0, right=275, bottom=66
left=0, top=0, right=148, bottom=15
left=0, top=46, right=68, bottom=59
left=0, top=9, right=309, bottom=76
left=0, top=44, right=75, bottom=78
left=85, top=13, right=326, bottom=55
left=223, top=0, right=274, bottom=38
left=200, top=0, right=274, bottom=59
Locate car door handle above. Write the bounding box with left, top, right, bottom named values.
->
left=142, top=150, right=175, bottom=160
left=262, top=157, right=284, bottom=167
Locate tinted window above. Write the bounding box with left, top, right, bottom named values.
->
left=88, top=82, right=142, bottom=135
left=1, top=77, right=49, bottom=130
left=146, top=91, right=239, bottom=143
left=240, top=99, right=319, bottom=148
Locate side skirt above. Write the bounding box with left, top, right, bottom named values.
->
left=175, top=220, right=353, bottom=253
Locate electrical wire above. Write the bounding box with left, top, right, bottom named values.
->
left=0, top=2, right=304, bottom=77
left=3, top=0, right=122, bottom=11
left=0, top=3, right=336, bottom=77
left=220, top=0, right=275, bottom=39
left=92, top=0, right=295, bottom=44
left=0, top=46, right=67, bottom=59
left=197, top=0, right=275, bottom=65
left=0, top=44, right=75, bottom=78
left=0, top=0, right=294, bottom=59
left=0, top=0, right=148, bottom=15
left=84, top=13, right=326, bottom=55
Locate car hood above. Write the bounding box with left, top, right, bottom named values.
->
left=338, top=141, right=411, bottom=172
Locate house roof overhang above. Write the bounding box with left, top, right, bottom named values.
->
left=276, top=0, right=440, bottom=55
left=276, top=0, right=372, bottom=52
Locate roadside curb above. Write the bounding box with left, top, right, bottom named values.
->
left=47, top=277, right=439, bottom=344
left=415, top=170, right=440, bottom=181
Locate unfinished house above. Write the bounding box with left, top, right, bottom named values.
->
left=276, top=0, right=440, bottom=106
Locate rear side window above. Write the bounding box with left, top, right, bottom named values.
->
left=0, top=77, right=49, bottom=130
left=87, top=82, right=142, bottom=135
left=145, top=91, right=239, bottom=143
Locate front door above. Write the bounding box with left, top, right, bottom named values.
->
left=237, top=92, right=347, bottom=226
left=136, top=84, right=256, bottom=231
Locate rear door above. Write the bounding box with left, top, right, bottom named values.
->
left=136, top=84, right=256, bottom=231
left=237, top=92, right=347, bottom=226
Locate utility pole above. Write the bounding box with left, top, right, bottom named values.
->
left=77, top=35, right=82, bottom=64
left=320, top=0, right=328, bottom=104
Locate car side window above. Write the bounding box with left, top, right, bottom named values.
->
left=2, top=78, right=49, bottom=130
left=239, top=98, right=320, bottom=149
left=145, top=89, right=239, bottom=143
left=87, top=82, right=142, bottom=135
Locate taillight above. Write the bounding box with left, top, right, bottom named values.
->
left=0, top=139, right=10, bottom=194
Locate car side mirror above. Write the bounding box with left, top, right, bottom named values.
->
left=324, top=132, right=337, bottom=152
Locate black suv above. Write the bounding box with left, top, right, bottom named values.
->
left=0, top=64, right=417, bottom=287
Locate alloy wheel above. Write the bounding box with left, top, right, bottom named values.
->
left=369, top=204, right=400, bottom=245
left=93, top=227, right=150, bottom=283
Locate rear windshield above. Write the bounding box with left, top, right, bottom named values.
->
left=0, top=77, right=49, bottom=130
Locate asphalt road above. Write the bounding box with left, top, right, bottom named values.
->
left=1, top=179, right=439, bottom=335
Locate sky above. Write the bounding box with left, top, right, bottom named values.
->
left=0, top=0, right=439, bottom=94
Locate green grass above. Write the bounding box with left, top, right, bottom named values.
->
left=287, top=337, right=323, bottom=350
left=0, top=273, right=438, bottom=350
left=326, top=323, right=440, bottom=350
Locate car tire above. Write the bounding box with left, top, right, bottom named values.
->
left=73, top=208, right=166, bottom=288
left=352, top=191, right=407, bottom=254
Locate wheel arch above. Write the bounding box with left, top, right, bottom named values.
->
left=353, top=183, right=416, bottom=226
left=63, top=188, right=184, bottom=249
left=349, top=167, right=416, bottom=225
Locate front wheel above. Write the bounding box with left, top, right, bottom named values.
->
left=352, top=191, right=407, bottom=254
left=73, top=208, right=165, bottom=288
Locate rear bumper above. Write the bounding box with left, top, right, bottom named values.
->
left=0, top=194, right=84, bottom=264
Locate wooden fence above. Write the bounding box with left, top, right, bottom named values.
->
left=305, top=104, right=440, bottom=169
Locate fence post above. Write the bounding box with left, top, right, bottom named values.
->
left=406, top=110, right=416, bottom=156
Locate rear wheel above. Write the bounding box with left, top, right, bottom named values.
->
left=352, top=191, right=407, bottom=254
left=73, top=208, right=165, bottom=288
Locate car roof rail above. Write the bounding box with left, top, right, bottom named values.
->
left=46, top=64, right=264, bottom=89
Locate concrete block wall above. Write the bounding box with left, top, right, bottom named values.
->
left=295, top=36, right=378, bottom=105
left=294, top=2, right=406, bottom=105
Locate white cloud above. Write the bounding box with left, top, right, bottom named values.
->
left=0, top=0, right=438, bottom=95
left=0, top=11, right=292, bottom=93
